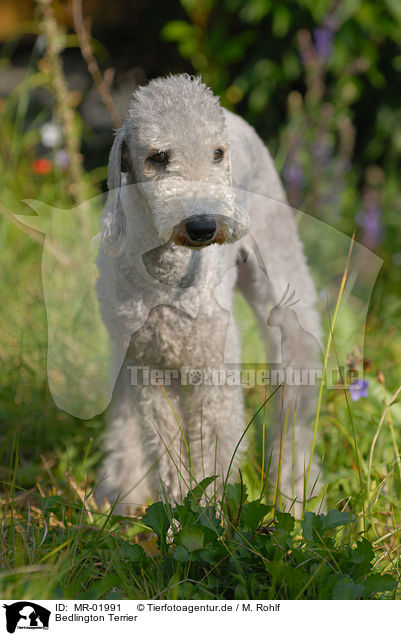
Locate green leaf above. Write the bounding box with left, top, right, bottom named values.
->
left=239, top=0, right=272, bottom=24
left=180, top=0, right=215, bottom=15
left=302, top=512, right=324, bottom=543
left=225, top=481, right=247, bottom=508
left=198, top=547, right=219, bottom=564
left=161, top=20, right=195, bottom=43
left=332, top=579, right=365, bottom=600
left=275, top=510, right=295, bottom=533
left=182, top=476, right=218, bottom=514
left=142, top=501, right=172, bottom=550
left=173, top=545, right=190, bottom=562
left=363, top=573, right=398, bottom=597
left=174, top=479, right=216, bottom=527
left=242, top=501, right=271, bottom=531
left=199, top=507, right=224, bottom=543
left=272, top=5, right=291, bottom=38
left=323, top=510, right=355, bottom=532
left=350, top=538, right=374, bottom=568
left=176, top=528, right=204, bottom=552
left=116, top=541, right=146, bottom=563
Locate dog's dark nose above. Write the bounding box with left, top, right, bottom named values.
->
left=185, top=215, right=217, bottom=243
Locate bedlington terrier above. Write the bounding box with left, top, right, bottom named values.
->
left=96, top=74, right=322, bottom=515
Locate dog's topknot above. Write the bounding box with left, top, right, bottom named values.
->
left=127, top=74, right=225, bottom=143
left=129, top=74, right=221, bottom=117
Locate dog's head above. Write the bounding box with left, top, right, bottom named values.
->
left=100, top=74, right=249, bottom=254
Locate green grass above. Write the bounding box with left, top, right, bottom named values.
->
left=1, top=188, right=400, bottom=599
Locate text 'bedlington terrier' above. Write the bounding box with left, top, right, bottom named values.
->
left=96, top=74, right=322, bottom=515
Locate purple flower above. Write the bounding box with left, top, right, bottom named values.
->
left=349, top=379, right=369, bottom=402
left=356, top=198, right=383, bottom=250
left=55, top=149, right=70, bottom=170
left=314, top=13, right=338, bottom=62
left=283, top=162, right=305, bottom=187
left=314, top=27, right=334, bottom=62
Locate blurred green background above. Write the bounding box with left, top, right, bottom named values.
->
left=1, top=0, right=400, bottom=266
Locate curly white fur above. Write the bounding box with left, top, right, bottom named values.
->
left=96, top=74, right=322, bottom=515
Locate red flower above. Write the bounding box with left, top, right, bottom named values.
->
left=32, top=158, right=53, bottom=175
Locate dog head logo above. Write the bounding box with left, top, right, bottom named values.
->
left=3, top=602, right=50, bottom=633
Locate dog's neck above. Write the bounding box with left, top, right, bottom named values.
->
left=142, top=243, right=201, bottom=288
left=112, top=239, right=207, bottom=292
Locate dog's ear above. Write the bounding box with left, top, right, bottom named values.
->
left=99, top=123, right=129, bottom=255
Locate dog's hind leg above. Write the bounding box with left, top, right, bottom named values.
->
left=236, top=195, right=323, bottom=514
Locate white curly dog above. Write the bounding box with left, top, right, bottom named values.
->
left=96, top=74, right=322, bottom=514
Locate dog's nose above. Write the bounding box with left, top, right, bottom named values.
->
left=185, top=215, right=217, bottom=243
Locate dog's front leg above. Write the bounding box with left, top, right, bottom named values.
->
left=96, top=365, right=187, bottom=514
left=183, top=380, right=247, bottom=497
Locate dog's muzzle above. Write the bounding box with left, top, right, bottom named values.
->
left=170, top=210, right=249, bottom=249
left=171, top=213, right=228, bottom=248
left=185, top=215, right=217, bottom=244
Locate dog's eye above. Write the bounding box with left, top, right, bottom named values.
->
left=148, top=151, right=169, bottom=165
left=213, top=148, right=224, bottom=163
